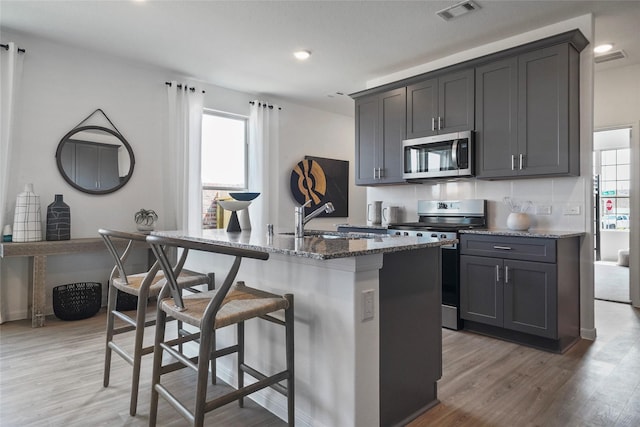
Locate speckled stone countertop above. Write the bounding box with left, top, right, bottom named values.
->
left=459, top=229, right=586, bottom=239
left=152, top=228, right=456, bottom=260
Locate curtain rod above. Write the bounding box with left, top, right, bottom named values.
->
left=0, top=44, right=26, bottom=54
left=165, top=81, right=205, bottom=94
left=250, top=101, right=282, bottom=111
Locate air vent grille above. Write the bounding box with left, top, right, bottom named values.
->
left=594, top=50, right=626, bottom=64
left=437, top=1, right=481, bottom=21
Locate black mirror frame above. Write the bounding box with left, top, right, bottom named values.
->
left=55, top=125, right=136, bottom=195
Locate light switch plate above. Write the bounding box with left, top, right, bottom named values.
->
left=536, top=205, right=552, bottom=215
left=362, top=289, right=374, bottom=321
left=563, top=205, right=581, bottom=215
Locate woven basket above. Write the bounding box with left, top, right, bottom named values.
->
left=116, top=291, right=139, bottom=311
left=53, top=282, right=102, bottom=321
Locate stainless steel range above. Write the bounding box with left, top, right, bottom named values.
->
left=388, top=199, right=487, bottom=330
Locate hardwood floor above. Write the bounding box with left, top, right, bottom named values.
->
left=1, top=300, right=638, bottom=426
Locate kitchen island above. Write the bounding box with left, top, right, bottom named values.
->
left=153, top=228, right=455, bottom=427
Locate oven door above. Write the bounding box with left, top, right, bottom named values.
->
left=402, top=131, right=473, bottom=180
left=441, top=245, right=462, bottom=330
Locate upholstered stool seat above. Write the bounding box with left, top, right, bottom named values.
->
left=146, top=234, right=294, bottom=427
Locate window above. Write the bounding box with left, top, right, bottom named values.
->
left=594, top=128, right=631, bottom=230
left=201, top=110, right=248, bottom=229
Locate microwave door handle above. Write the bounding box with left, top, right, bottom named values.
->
left=451, top=140, right=459, bottom=168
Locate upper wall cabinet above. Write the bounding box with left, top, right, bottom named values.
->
left=355, top=88, right=406, bottom=185
left=406, top=69, right=474, bottom=138
left=476, top=42, right=582, bottom=179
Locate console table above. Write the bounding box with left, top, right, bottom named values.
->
left=0, top=238, right=126, bottom=327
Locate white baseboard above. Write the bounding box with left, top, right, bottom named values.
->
left=580, top=327, right=597, bottom=340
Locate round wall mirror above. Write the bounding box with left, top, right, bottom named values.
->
left=55, top=125, right=135, bottom=195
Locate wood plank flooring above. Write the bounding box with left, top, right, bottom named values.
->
left=1, top=300, right=638, bottom=426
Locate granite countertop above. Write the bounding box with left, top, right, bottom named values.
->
left=459, top=229, right=586, bottom=239
left=153, top=228, right=456, bottom=260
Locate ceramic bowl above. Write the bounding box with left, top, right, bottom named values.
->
left=229, top=192, right=260, bottom=201
left=218, top=200, right=251, bottom=211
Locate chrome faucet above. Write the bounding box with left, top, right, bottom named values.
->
left=294, top=200, right=335, bottom=238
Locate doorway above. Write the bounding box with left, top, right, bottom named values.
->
left=593, top=127, right=631, bottom=304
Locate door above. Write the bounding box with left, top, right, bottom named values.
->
left=438, top=69, right=474, bottom=134
left=355, top=95, right=378, bottom=184
left=379, top=88, right=406, bottom=183
left=475, top=57, right=518, bottom=178
left=503, top=259, right=557, bottom=338
left=517, top=44, right=570, bottom=175
left=460, top=255, right=503, bottom=327
left=407, top=78, right=438, bottom=138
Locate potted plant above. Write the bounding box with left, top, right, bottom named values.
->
left=134, top=208, right=158, bottom=232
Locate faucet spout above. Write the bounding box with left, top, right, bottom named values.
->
left=294, top=201, right=335, bottom=238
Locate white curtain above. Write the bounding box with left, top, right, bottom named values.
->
left=0, top=43, right=25, bottom=324
left=165, top=82, right=204, bottom=231
left=248, top=101, right=280, bottom=229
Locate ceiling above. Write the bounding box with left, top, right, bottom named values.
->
left=2, top=1, right=639, bottom=116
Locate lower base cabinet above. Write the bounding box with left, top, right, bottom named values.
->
left=460, top=234, right=580, bottom=352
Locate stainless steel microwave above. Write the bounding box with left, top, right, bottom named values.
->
left=402, top=131, right=474, bottom=180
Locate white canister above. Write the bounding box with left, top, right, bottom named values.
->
left=382, top=206, right=400, bottom=225
left=367, top=201, right=382, bottom=225
left=507, top=212, right=531, bottom=231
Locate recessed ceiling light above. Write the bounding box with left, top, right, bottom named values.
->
left=293, top=50, right=311, bottom=60
left=594, top=43, right=613, bottom=54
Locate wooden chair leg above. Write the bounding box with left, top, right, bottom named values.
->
left=149, top=308, right=167, bottom=427
left=285, top=295, right=295, bottom=426
left=103, top=283, right=118, bottom=388
left=195, top=325, right=214, bottom=427
left=129, top=290, right=148, bottom=416
left=237, top=321, right=245, bottom=408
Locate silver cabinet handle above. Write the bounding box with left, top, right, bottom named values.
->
left=511, top=155, right=516, bottom=171
left=379, top=168, right=384, bottom=178
left=505, top=265, right=510, bottom=284
left=493, top=246, right=512, bottom=250
left=495, top=265, right=501, bottom=282
left=438, top=116, right=443, bottom=130
left=431, top=117, right=436, bottom=131
left=519, top=154, right=525, bottom=170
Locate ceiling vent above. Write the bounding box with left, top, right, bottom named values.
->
left=594, top=50, right=626, bottom=64
left=437, top=1, right=481, bottom=21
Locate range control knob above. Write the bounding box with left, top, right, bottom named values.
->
left=431, top=233, right=438, bottom=238
left=440, top=234, right=448, bottom=239
left=416, top=232, right=423, bottom=237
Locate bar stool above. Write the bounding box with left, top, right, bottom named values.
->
left=146, top=234, right=294, bottom=427
left=99, top=229, right=213, bottom=416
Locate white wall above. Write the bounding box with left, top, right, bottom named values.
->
left=0, top=29, right=360, bottom=321
left=594, top=63, right=640, bottom=306
left=364, top=15, right=598, bottom=337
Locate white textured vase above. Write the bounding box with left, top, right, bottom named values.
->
left=507, top=212, right=531, bottom=231
left=13, top=183, right=43, bottom=242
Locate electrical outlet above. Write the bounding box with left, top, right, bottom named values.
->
left=536, top=205, right=552, bottom=215
left=563, top=205, right=581, bottom=215
left=362, top=289, right=374, bottom=321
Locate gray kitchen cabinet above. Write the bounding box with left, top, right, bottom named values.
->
left=460, top=234, right=580, bottom=352
left=407, top=68, right=474, bottom=138
left=476, top=42, right=581, bottom=179
left=354, top=87, right=406, bottom=185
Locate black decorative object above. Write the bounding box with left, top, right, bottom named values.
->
left=290, top=156, right=348, bottom=217
left=46, top=194, right=71, bottom=241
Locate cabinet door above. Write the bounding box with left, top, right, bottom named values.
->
left=355, top=95, right=379, bottom=185
left=460, top=255, right=503, bottom=327
left=439, top=69, right=474, bottom=134
left=475, top=57, right=518, bottom=178
left=503, top=259, right=557, bottom=338
left=407, top=78, right=438, bottom=138
left=518, top=44, right=570, bottom=176
left=379, top=88, right=406, bottom=184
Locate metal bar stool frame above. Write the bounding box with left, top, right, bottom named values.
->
left=99, top=229, right=213, bottom=416
left=146, top=235, right=294, bottom=427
